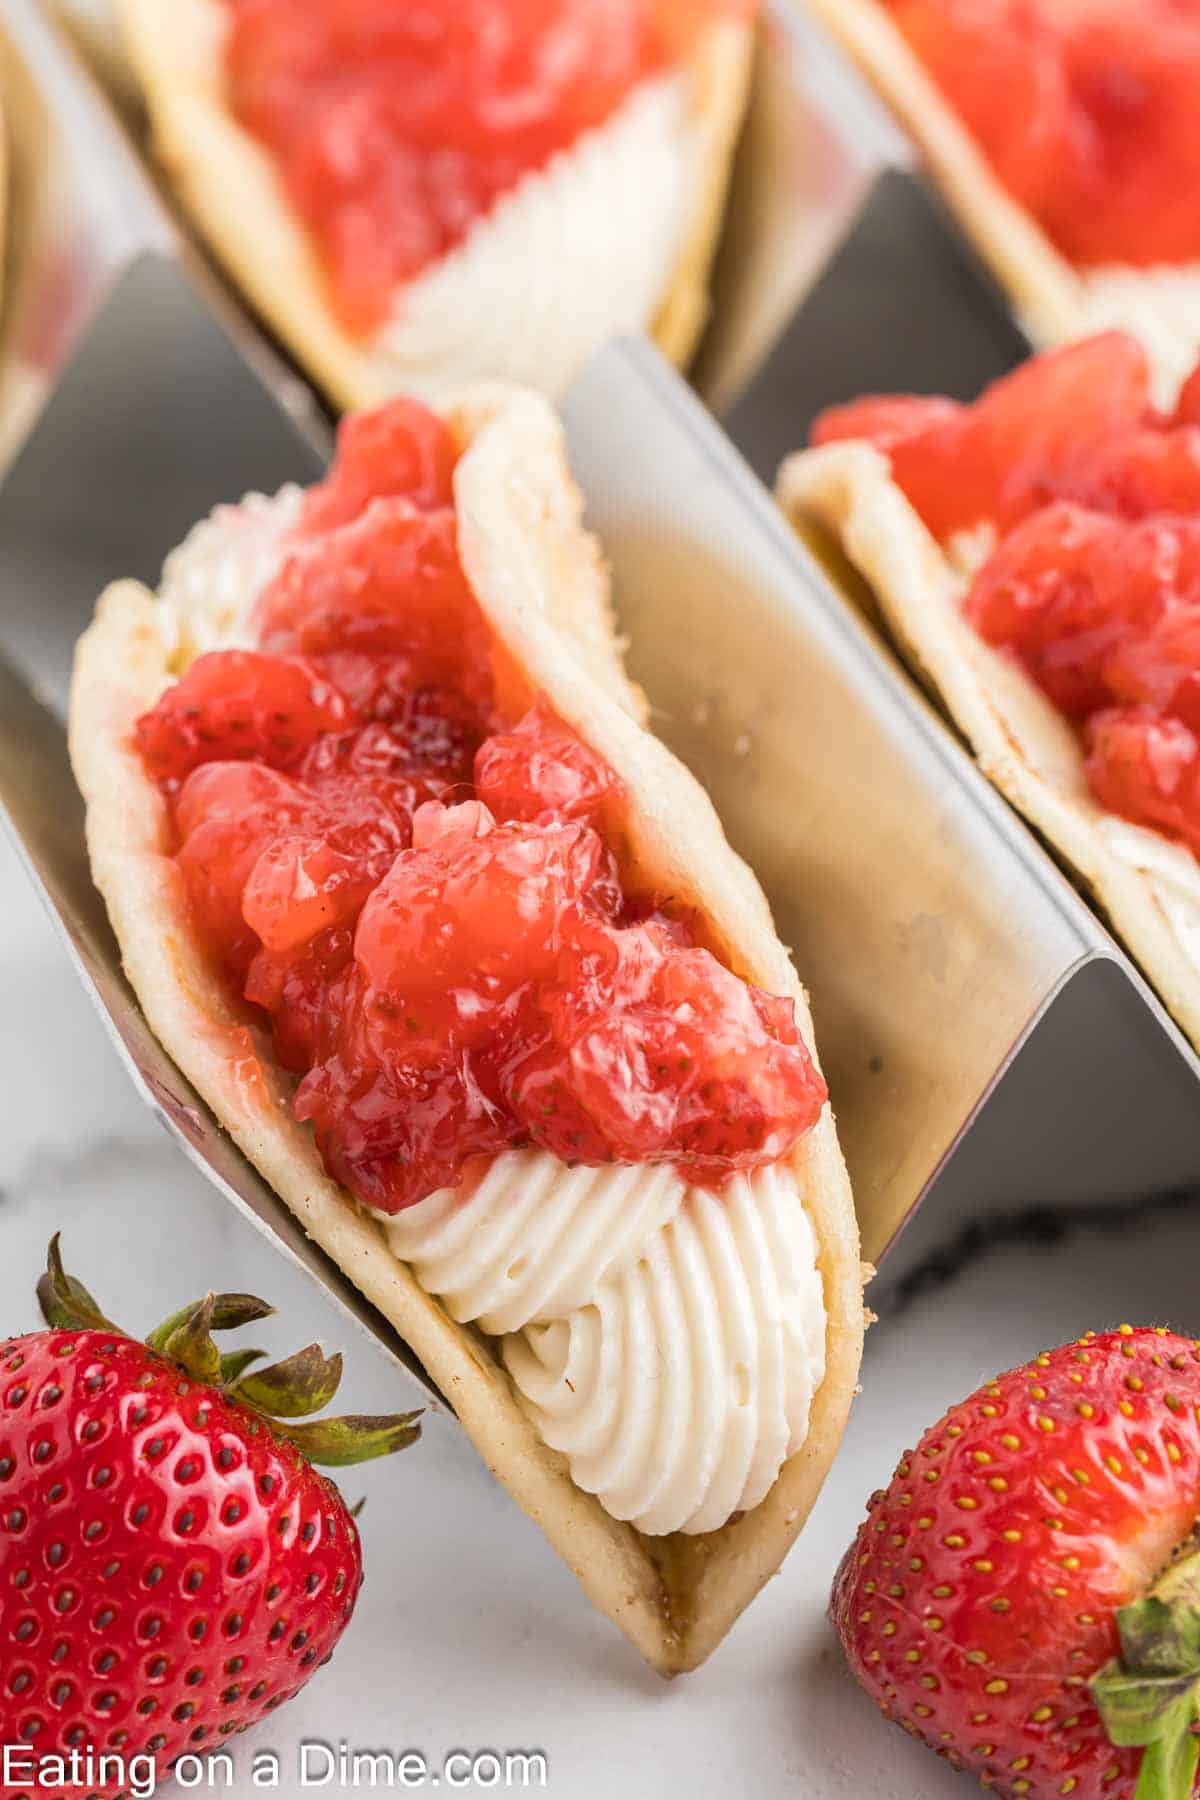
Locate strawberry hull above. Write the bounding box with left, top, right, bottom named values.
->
left=0, top=1326, right=364, bottom=1796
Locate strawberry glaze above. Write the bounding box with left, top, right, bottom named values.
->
left=138, top=398, right=825, bottom=1211
left=815, top=334, right=1200, bottom=873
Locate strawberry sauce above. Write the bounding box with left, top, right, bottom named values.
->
left=883, top=0, right=1200, bottom=268
left=138, top=398, right=825, bottom=1211
left=220, top=0, right=746, bottom=337
left=814, top=334, right=1200, bottom=868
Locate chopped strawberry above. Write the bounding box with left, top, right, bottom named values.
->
left=474, top=699, right=624, bottom=826
left=813, top=335, right=1153, bottom=538
left=135, top=651, right=352, bottom=788
left=1174, top=363, right=1200, bottom=430
left=174, top=762, right=327, bottom=976
left=141, top=390, right=825, bottom=1213
left=1086, top=710, right=1200, bottom=860
left=172, top=757, right=414, bottom=979
left=1056, top=426, right=1200, bottom=520
left=223, top=0, right=672, bottom=334
left=294, top=800, right=826, bottom=1209
left=965, top=507, right=1200, bottom=719
left=259, top=501, right=482, bottom=664
left=812, top=393, right=963, bottom=457
left=242, top=837, right=379, bottom=952
left=883, top=0, right=1200, bottom=268
left=299, top=400, right=459, bottom=532
left=816, top=334, right=1200, bottom=866
left=832, top=1327, right=1200, bottom=1799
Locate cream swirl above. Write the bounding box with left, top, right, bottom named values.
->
left=382, top=1155, right=827, bottom=1537
left=157, top=485, right=304, bottom=665
left=381, top=1152, right=685, bottom=1335
left=366, top=74, right=695, bottom=401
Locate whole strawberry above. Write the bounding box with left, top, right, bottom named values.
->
left=0, top=1237, right=420, bottom=1797
left=832, top=1327, right=1200, bottom=1800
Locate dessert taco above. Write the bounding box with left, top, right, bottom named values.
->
left=115, top=0, right=755, bottom=406
left=780, top=332, right=1200, bottom=1055
left=800, top=0, right=1200, bottom=404
left=71, top=384, right=864, bottom=1673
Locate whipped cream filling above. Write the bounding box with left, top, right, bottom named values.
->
left=383, top=1153, right=826, bottom=1537
left=157, top=485, right=304, bottom=666
left=1078, top=264, right=1200, bottom=410
left=151, top=491, right=829, bottom=1537
left=365, top=74, right=696, bottom=401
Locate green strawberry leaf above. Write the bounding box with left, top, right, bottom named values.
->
left=1094, top=1666, right=1200, bottom=1745
left=234, top=1345, right=344, bottom=1418
left=281, top=1411, right=423, bottom=1467
left=1094, top=1551, right=1200, bottom=1800
left=37, top=1234, right=122, bottom=1335
left=208, top=1294, right=278, bottom=1331
left=156, top=1295, right=222, bottom=1386
left=33, top=1240, right=421, bottom=1479
left=1131, top=1699, right=1200, bottom=1800
left=219, top=1346, right=269, bottom=1385
left=148, top=1293, right=275, bottom=1349
left=1120, top=1590, right=1200, bottom=1677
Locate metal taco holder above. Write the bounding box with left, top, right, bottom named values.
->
left=688, top=4, right=1200, bottom=1288
left=0, top=0, right=1196, bottom=1434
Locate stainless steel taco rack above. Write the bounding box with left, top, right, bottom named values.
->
left=1, top=0, right=1198, bottom=1420
left=564, top=347, right=1200, bottom=1281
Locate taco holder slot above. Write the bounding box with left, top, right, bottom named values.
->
left=0, top=0, right=1196, bottom=1420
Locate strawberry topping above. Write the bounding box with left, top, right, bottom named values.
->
left=813, top=335, right=1200, bottom=867
left=881, top=0, right=1200, bottom=269
left=138, top=398, right=825, bottom=1210
left=813, top=335, right=1155, bottom=540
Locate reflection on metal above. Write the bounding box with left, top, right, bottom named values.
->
left=694, top=1, right=911, bottom=414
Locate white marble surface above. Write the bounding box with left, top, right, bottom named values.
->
left=3, top=824, right=1199, bottom=1798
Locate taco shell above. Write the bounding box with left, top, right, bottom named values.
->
left=71, top=383, right=865, bottom=1674
left=779, top=438, right=1200, bottom=1057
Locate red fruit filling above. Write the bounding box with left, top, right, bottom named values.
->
left=881, top=0, right=1200, bottom=268
left=138, top=398, right=825, bottom=1210
left=812, top=333, right=1200, bottom=870
left=221, top=0, right=750, bottom=337
left=136, top=650, right=353, bottom=788
left=813, top=334, right=1156, bottom=539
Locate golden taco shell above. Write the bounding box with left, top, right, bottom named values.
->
left=71, top=382, right=864, bottom=1673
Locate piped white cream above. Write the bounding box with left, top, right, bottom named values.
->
left=365, top=75, right=696, bottom=400
left=385, top=1155, right=826, bottom=1537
